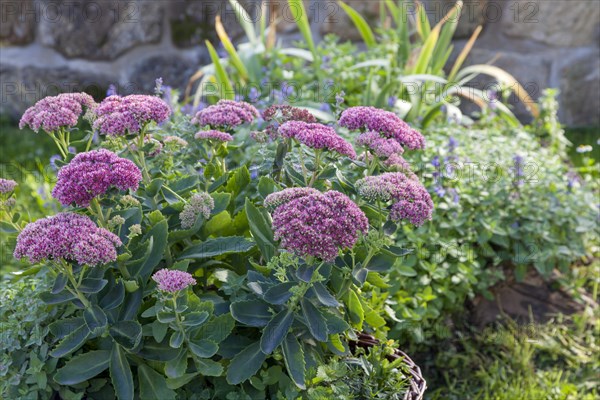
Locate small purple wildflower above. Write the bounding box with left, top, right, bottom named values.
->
left=192, top=100, right=259, bottom=129
left=0, top=179, right=18, bottom=194
left=195, top=130, right=234, bottom=142
left=335, top=91, right=346, bottom=105
left=278, top=121, right=357, bottom=159
left=93, top=95, right=171, bottom=136
left=448, top=137, right=458, bottom=152
left=106, top=84, right=118, bottom=97
left=270, top=190, right=369, bottom=261
left=14, top=213, right=122, bottom=266
left=431, top=156, right=441, bottom=168
left=388, top=96, right=398, bottom=108
left=152, top=269, right=196, bottom=293
left=19, top=93, right=96, bottom=133
left=52, top=149, right=142, bottom=207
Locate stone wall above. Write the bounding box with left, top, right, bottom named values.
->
left=1, top=0, right=598, bottom=126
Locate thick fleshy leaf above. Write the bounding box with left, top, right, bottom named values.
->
left=39, top=290, right=76, bottom=305
left=110, top=345, right=133, bottom=400
left=245, top=199, right=276, bottom=262
left=193, top=314, right=235, bottom=343
left=54, top=350, right=110, bottom=385
left=312, top=282, right=340, bottom=307
left=109, top=321, right=142, bottom=350
left=49, top=317, right=84, bottom=339
left=282, top=334, right=306, bottom=389
left=181, top=311, right=209, bottom=327
left=99, top=279, right=125, bottom=310
left=136, top=339, right=179, bottom=362
left=260, top=309, right=294, bottom=354
left=194, top=358, right=223, bottom=376
left=301, top=299, right=328, bottom=342
left=50, top=324, right=90, bottom=358
left=230, top=300, right=271, bottom=327
left=51, top=273, right=67, bottom=294
left=79, top=278, right=108, bottom=294
left=226, top=342, right=267, bottom=385
left=165, top=348, right=188, bottom=379
left=169, top=331, right=184, bottom=349
left=188, top=339, right=218, bottom=358
left=347, top=290, right=364, bottom=329
left=179, top=236, right=255, bottom=259
left=263, top=282, right=295, bottom=305
left=138, top=364, right=176, bottom=400
left=84, top=305, right=108, bottom=331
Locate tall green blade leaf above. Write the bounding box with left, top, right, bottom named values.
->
left=338, top=1, right=377, bottom=48
left=228, top=0, right=258, bottom=44
left=215, top=15, right=249, bottom=80
left=205, top=41, right=235, bottom=100
left=245, top=199, right=276, bottom=262
left=288, top=0, right=316, bottom=59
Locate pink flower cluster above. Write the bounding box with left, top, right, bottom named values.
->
left=356, top=172, right=433, bottom=226
left=152, top=269, right=196, bottom=292
left=14, top=213, right=122, bottom=266
left=19, top=93, right=96, bottom=133
left=52, top=149, right=142, bottom=207
left=93, top=95, right=171, bottom=136
left=357, top=131, right=404, bottom=158
left=268, top=188, right=368, bottom=261
left=0, top=179, right=17, bottom=194
left=339, top=106, right=425, bottom=150
left=180, top=192, right=215, bottom=229
left=260, top=105, right=317, bottom=140
left=278, top=121, right=357, bottom=159
left=195, top=130, right=233, bottom=142
left=192, top=100, right=259, bottom=129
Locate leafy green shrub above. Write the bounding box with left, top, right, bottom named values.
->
left=386, top=118, right=598, bottom=341
left=2, top=86, right=438, bottom=398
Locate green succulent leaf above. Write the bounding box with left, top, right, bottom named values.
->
left=54, top=350, right=110, bottom=385
left=260, top=309, right=294, bottom=354
left=226, top=342, right=267, bottom=385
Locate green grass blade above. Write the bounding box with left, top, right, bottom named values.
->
left=415, top=1, right=431, bottom=41
left=215, top=16, right=249, bottom=81
left=205, top=41, right=235, bottom=100
left=228, top=0, right=258, bottom=45
left=338, top=1, right=377, bottom=48
left=288, top=0, right=316, bottom=59
left=412, top=25, right=439, bottom=74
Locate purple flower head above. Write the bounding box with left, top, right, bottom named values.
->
left=180, top=192, right=214, bottom=229
left=152, top=269, right=196, bottom=293
left=93, top=95, right=171, bottom=136
left=339, top=106, right=425, bottom=150
left=270, top=190, right=369, bottom=261
left=434, top=185, right=446, bottom=198
left=264, top=187, right=321, bottom=211
left=356, top=172, right=433, bottom=226
left=0, top=179, right=17, bottom=194
left=278, top=121, right=357, bottom=159
left=19, top=92, right=96, bottom=133
left=357, top=132, right=404, bottom=158
left=335, top=91, right=346, bottom=105
left=195, top=130, right=234, bottom=142
left=431, top=156, right=441, bottom=168
left=14, top=213, right=121, bottom=266
left=163, top=135, right=189, bottom=148
left=52, top=149, right=142, bottom=207
left=192, top=100, right=259, bottom=129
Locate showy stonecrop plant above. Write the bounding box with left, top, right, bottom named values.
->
left=5, top=92, right=433, bottom=398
